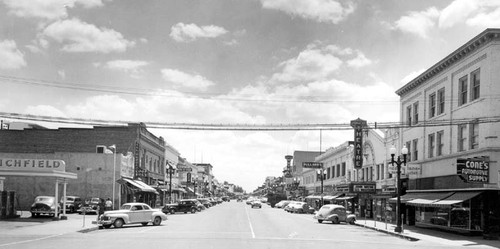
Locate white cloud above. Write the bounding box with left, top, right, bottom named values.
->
left=439, top=0, right=480, bottom=28
left=0, top=40, right=26, bottom=69
left=161, top=68, right=215, bottom=91
left=41, top=18, right=135, bottom=53
left=466, top=6, right=500, bottom=27
left=259, top=0, right=355, bottom=24
left=394, top=7, right=440, bottom=38
left=170, top=23, right=228, bottom=42
left=1, top=0, right=105, bottom=20
left=103, top=60, right=149, bottom=78
left=270, top=44, right=372, bottom=83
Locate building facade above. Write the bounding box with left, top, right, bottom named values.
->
left=395, top=28, right=500, bottom=235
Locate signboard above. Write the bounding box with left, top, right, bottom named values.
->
left=350, top=118, right=367, bottom=169
left=177, top=167, right=193, bottom=172
left=353, top=183, right=376, bottom=193
left=336, top=185, right=350, bottom=192
left=302, top=162, right=323, bottom=168
left=0, top=158, right=65, bottom=171
left=457, top=158, right=489, bottom=183
left=405, top=164, right=421, bottom=175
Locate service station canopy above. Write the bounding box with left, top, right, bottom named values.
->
left=0, top=158, right=77, bottom=179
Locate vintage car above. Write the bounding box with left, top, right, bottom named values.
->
left=60, top=196, right=82, bottom=213
left=251, top=200, right=262, bottom=208
left=274, top=200, right=290, bottom=209
left=313, top=204, right=356, bottom=224
left=78, top=197, right=103, bottom=214
left=97, top=203, right=167, bottom=229
left=30, top=196, right=61, bottom=217
left=162, top=199, right=199, bottom=214
left=290, top=202, right=315, bottom=214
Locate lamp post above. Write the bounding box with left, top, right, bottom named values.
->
left=390, top=145, right=408, bottom=233
left=204, top=179, right=209, bottom=197
left=316, top=169, right=327, bottom=207
left=167, top=164, right=174, bottom=204
left=192, top=180, right=198, bottom=199
left=108, top=144, right=116, bottom=210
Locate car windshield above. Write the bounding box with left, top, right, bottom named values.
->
left=35, top=197, right=53, bottom=203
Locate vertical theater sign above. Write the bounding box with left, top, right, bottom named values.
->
left=350, top=118, right=367, bottom=170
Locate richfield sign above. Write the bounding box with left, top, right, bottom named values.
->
left=350, top=118, right=367, bottom=169
left=0, top=158, right=66, bottom=171
left=457, top=158, right=489, bottom=183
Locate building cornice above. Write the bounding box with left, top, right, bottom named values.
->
left=396, top=28, right=500, bottom=97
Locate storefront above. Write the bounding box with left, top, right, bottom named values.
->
left=117, top=177, right=159, bottom=207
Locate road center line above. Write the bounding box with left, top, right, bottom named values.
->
left=244, top=205, right=256, bottom=239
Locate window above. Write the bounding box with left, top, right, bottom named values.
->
left=438, top=88, right=445, bottom=115
left=459, top=75, right=468, bottom=106
left=336, top=164, right=340, bottom=177
left=471, top=69, right=480, bottom=101
left=341, top=162, right=346, bottom=176
left=412, top=139, right=418, bottom=161
left=458, top=124, right=467, bottom=152
left=428, top=133, right=435, bottom=158
left=437, top=130, right=444, bottom=156
left=327, top=168, right=331, bottom=179
left=406, top=141, right=412, bottom=162
left=470, top=123, right=479, bottom=149
left=406, top=105, right=412, bottom=125
left=380, top=164, right=384, bottom=180
left=429, top=93, right=436, bottom=118
left=413, top=102, right=419, bottom=124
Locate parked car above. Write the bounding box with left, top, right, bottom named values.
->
left=78, top=197, right=103, bottom=214
left=284, top=201, right=300, bottom=212
left=30, top=196, right=61, bottom=217
left=292, top=202, right=315, bottom=214
left=60, top=196, right=82, bottom=213
left=162, top=199, right=199, bottom=214
left=198, top=198, right=212, bottom=208
left=313, top=204, right=356, bottom=224
left=251, top=200, right=262, bottom=208
left=97, top=203, right=167, bottom=229
left=275, top=200, right=290, bottom=209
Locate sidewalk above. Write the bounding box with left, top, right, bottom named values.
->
left=0, top=211, right=99, bottom=235
left=355, top=219, right=500, bottom=248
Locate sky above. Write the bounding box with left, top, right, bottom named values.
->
left=1, top=0, right=500, bottom=192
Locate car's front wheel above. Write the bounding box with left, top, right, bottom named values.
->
left=190, top=208, right=196, bottom=213
left=113, top=218, right=124, bottom=228
left=152, top=216, right=162, bottom=226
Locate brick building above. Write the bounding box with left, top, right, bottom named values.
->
left=0, top=123, right=166, bottom=209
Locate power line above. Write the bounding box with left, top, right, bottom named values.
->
left=1, top=112, right=499, bottom=131
left=0, top=75, right=399, bottom=104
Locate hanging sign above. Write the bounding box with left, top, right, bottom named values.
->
left=350, top=118, right=367, bottom=169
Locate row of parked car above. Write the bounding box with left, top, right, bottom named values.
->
left=30, top=195, right=103, bottom=217
left=96, top=197, right=227, bottom=229
left=273, top=200, right=356, bottom=225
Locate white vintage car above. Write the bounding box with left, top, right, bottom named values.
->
left=97, top=203, right=168, bottom=229
left=313, top=204, right=356, bottom=224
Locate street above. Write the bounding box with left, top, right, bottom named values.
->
left=0, top=201, right=497, bottom=249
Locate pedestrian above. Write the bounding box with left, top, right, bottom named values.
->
left=97, top=199, right=105, bottom=216
left=105, top=198, right=112, bottom=210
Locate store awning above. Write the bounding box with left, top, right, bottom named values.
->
left=323, top=193, right=344, bottom=200
left=428, top=191, right=482, bottom=207
left=389, top=191, right=453, bottom=204
left=405, top=192, right=454, bottom=207
left=117, top=178, right=159, bottom=194
left=335, top=196, right=355, bottom=201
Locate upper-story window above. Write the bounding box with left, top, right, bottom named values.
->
left=470, top=122, right=479, bottom=150
left=471, top=69, right=480, bottom=101
left=406, top=105, right=412, bottom=125
left=458, top=124, right=467, bottom=152
left=413, top=102, right=419, bottom=125
left=429, top=93, right=436, bottom=118
left=406, top=141, right=412, bottom=162
left=412, top=139, right=419, bottom=161
left=437, top=88, right=445, bottom=115
left=341, top=162, right=346, bottom=176
left=459, top=75, right=468, bottom=106
left=428, top=133, right=435, bottom=158
left=436, top=130, right=444, bottom=156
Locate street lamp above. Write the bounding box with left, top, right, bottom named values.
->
left=204, top=179, right=209, bottom=197
left=108, top=144, right=116, bottom=210
left=316, top=169, right=327, bottom=207
left=166, top=163, right=174, bottom=204
left=390, top=145, right=408, bottom=233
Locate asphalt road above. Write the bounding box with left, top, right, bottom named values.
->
left=0, top=202, right=496, bottom=249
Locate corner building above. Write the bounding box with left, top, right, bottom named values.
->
left=395, top=28, right=500, bottom=235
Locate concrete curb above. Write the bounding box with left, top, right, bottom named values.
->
left=77, top=226, right=99, bottom=233
left=354, top=222, right=419, bottom=241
